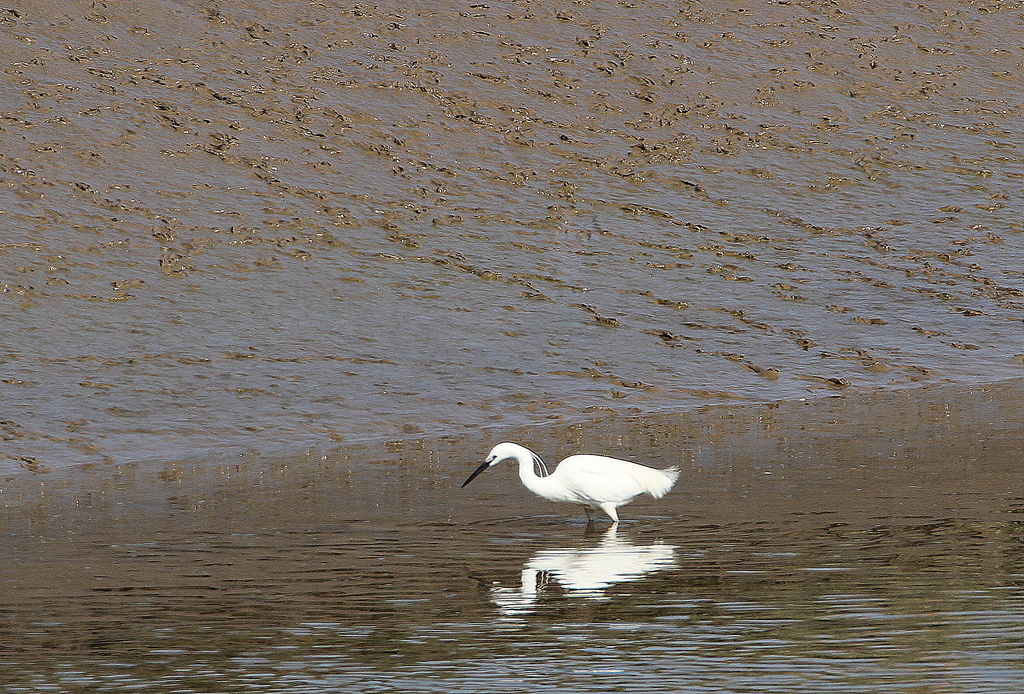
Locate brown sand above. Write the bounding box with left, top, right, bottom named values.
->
left=2, top=1, right=1023, bottom=470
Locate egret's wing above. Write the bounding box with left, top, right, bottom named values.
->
left=554, top=456, right=678, bottom=503
left=549, top=459, right=639, bottom=504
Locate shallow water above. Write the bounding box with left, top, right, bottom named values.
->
left=2, top=0, right=1024, bottom=470
left=3, top=383, right=1022, bottom=692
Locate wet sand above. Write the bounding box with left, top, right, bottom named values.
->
left=2, top=381, right=1022, bottom=692
left=2, top=1, right=1023, bottom=470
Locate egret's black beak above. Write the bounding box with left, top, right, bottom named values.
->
left=461, top=461, right=491, bottom=488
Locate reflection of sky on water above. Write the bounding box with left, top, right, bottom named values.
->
left=492, top=526, right=677, bottom=615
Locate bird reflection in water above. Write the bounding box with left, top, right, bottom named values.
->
left=491, top=525, right=677, bottom=615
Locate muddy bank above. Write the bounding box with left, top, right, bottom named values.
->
left=2, top=1, right=1023, bottom=470
left=4, top=377, right=1023, bottom=518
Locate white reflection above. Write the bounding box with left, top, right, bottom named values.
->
left=491, top=526, right=677, bottom=615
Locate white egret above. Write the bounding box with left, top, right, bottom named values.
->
left=461, top=442, right=679, bottom=522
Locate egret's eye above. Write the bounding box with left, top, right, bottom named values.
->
left=486, top=455, right=496, bottom=464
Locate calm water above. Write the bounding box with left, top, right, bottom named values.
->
left=3, top=384, right=1022, bottom=692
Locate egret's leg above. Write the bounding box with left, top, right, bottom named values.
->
left=599, top=502, right=619, bottom=523
left=583, top=506, right=595, bottom=523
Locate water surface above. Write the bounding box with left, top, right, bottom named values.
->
left=3, top=383, right=1021, bottom=692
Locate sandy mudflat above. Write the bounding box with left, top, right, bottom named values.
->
left=1, top=0, right=1022, bottom=471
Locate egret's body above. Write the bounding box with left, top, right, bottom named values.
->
left=462, top=442, right=679, bottom=522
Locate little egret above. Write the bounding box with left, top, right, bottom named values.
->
left=461, top=442, right=679, bottom=522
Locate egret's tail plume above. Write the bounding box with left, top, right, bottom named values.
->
left=648, top=466, right=680, bottom=499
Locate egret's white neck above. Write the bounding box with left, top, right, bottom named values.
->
left=506, top=445, right=557, bottom=500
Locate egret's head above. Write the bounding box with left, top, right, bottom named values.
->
left=461, top=442, right=519, bottom=488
